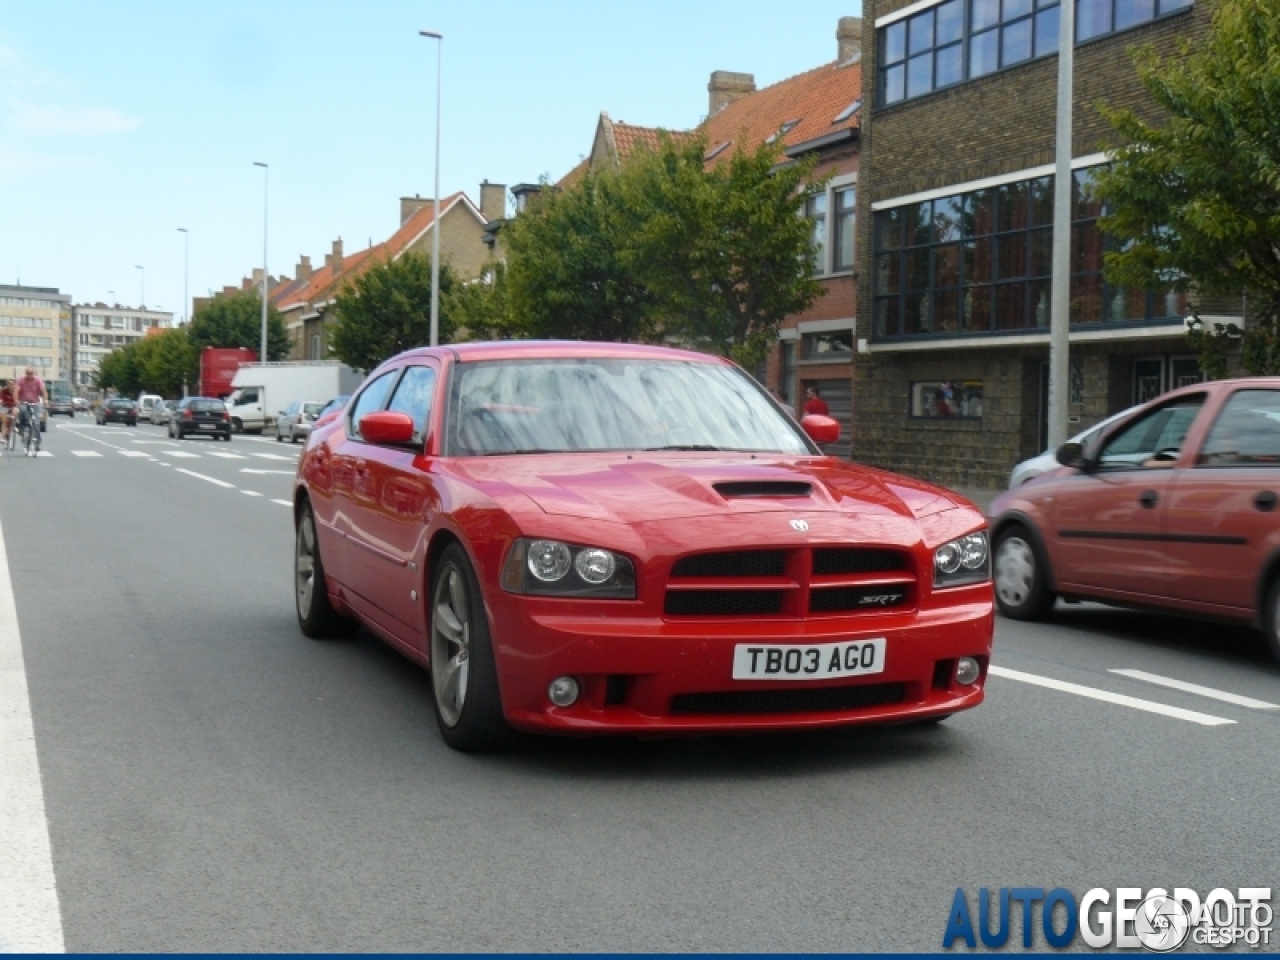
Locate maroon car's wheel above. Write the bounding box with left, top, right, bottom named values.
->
left=993, top=525, right=1055, bottom=620
left=429, top=544, right=510, bottom=752
left=295, top=503, right=357, bottom=639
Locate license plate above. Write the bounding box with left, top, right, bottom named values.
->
left=200, top=423, right=215, bottom=430
left=732, top=639, right=886, bottom=681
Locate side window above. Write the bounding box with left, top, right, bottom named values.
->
left=239, top=387, right=259, bottom=405
left=348, top=370, right=398, bottom=440
left=1198, top=390, right=1280, bottom=466
left=385, top=366, right=438, bottom=441
left=1098, top=398, right=1204, bottom=469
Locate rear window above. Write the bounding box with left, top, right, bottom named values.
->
left=303, top=402, right=325, bottom=416
left=190, top=400, right=225, bottom=413
left=108, top=399, right=132, bottom=408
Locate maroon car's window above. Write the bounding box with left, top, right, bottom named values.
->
left=1198, top=390, right=1280, bottom=466
left=349, top=370, right=398, bottom=440
left=1097, top=398, right=1204, bottom=469
left=385, top=366, right=437, bottom=441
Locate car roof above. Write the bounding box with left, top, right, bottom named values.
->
left=396, top=340, right=731, bottom=365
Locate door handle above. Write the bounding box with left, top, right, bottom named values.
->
left=1139, top=489, right=1159, bottom=509
left=1255, top=490, right=1277, bottom=512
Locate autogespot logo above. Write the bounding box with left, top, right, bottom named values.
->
left=943, top=887, right=1274, bottom=951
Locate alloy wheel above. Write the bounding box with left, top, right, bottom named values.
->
left=296, top=513, right=317, bottom=619
left=995, top=536, right=1036, bottom=607
left=431, top=565, right=471, bottom=728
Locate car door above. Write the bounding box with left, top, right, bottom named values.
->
left=1164, top=387, right=1280, bottom=614
left=1049, top=394, right=1207, bottom=598
left=344, top=363, right=441, bottom=645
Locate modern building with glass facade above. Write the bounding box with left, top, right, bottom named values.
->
left=854, top=0, right=1218, bottom=489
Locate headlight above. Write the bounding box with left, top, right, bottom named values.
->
left=502, top=538, right=636, bottom=599
left=934, top=531, right=990, bottom=589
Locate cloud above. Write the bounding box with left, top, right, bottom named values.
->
left=0, top=43, right=141, bottom=138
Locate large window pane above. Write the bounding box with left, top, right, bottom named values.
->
left=935, top=289, right=962, bottom=333
left=1034, top=5, right=1060, bottom=56
left=1028, top=279, right=1052, bottom=328
left=996, top=181, right=1030, bottom=232
left=884, top=21, right=907, bottom=63
left=1107, top=285, right=1148, bottom=322
left=907, top=248, right=932, bottom=291
left=1002, top=18, right=1033, bottom=66
left=1073, top=167, right=1104, bottom=219
left=1157, top=288, right=1188, bottom=319
left=935, top=42, right=964, bottom=87
left=997, top=233, right=1028, bottom=280
left=972, top=0, right=1001, bottom=30
left=933, top=195, right=964, bottom=243
left=964, top=286, right=993, bottom=331
left=934, top=243, right=962, bottom=288
left=962, top=238, right=995, bottom=284
left=883, top=64, right=906, bottom=104
left=875, top=296, right=901, bottom=337
left=875, top=253, right=901, bottom=294
left=936, top=0, right=964, bottom=43
left=875, top=209, right=903, bottom=250
left=1071, top=273, right=1103, bottom=323
left=1029, top=176, right=1054, bottom=226
left=1115, top=0, right=1155, bottom=28
left=966, top=189, right=997, bottom=236
left=908, top=10, right=935, bottom=53
left=904, top=201, right=933, bottom=247
left=904, top=293, right=930, bottom=335
left=1029, top=226, right=1053, bottom=276
left=834, top=187, right=856, bottom=270
left=970, top=29, right=1000, bottom=77
left=907, top=52, right=934, bottom=98
left=1071, top=221, right=1103, bottom=273
left=1004, top=0, right=1034, bottom=20
left=1077, top=0, right=1112, bottom=40
left=995, top=282, right=1028, bottom=330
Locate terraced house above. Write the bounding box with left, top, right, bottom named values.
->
left=856, top=0, right=1218, bottom=489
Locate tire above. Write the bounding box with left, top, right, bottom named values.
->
left=295, top=503, right=358, bottom=639
left=993, top=525, right=1056, bottom=620
left=1262, top=579, right=1280, bottom=666
left=275, top=430, right=284, bottom=442
left=232, top=418, right=243, bottom=434
left=429, top=544, right=511, bottom=752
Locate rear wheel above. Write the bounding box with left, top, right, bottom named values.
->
left=232, top=418, right=243, bottom=434
left=430, top=544, right=510, bottom=751
left=1262, top=579, right=1280, bottom=666
left=994, top=525, right=1056, bottom=620
left=295, top=503, right=357, bottom=639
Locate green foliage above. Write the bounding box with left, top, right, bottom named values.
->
left=1092, top=0, right=1280, bottom=375
left=93, top=329, right=199, bottom=397
left=447, top=261, right=518, bottom=341
left=95, top=342, right=144, bottom=396
left=328, top=253, right=458, bottom=373
left=187, top=288, right=289, bottom=361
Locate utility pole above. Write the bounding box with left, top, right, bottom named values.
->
left=177, top=228, right=189, bottom=325
left=420, top=30, right=443, bottom=347
left=254, top=162, right=269, bottom=362
left=1047, top=0, right=1076, bottom=451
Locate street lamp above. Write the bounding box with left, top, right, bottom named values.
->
left=1046, top=0, right=1076, bottom=451
left=135, top=265, right=145, bottom=307
left=420, top=29, right=443, bottom=347
left=177, top=228, right=189, bottom=326
left=254, top=161, right=269, bottom=362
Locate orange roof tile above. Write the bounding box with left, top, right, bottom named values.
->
left=611, top=121, right=697, bottom=162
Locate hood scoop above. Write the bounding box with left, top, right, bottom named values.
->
left=713, top=480, right=813, bottom=499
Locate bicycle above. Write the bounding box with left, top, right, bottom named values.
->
left=18, top=402, right=41, bottom=457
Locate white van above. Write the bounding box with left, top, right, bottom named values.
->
left=137, top=394, right=162, bottom=419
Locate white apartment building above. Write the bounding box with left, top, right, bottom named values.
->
left=72, top=304, right=173, bottom=394
left=0, top=284, right=72, bottom=391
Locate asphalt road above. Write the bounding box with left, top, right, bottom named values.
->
left=1, top=416, right=1277, bottom=952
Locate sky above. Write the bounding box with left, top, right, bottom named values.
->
left=0, top=0, right=862, bottom=319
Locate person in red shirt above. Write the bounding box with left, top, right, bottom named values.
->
left=0, top=379, right=14, bottom=449
left=803, top=386, right=829, bottom=417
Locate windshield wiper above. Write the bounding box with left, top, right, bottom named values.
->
left=641, top=444, right=728, bottom=452
left=478, top=448, right=564, bottom=456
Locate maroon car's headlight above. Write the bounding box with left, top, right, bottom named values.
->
left=501, top=538, right=636, bottom=599
left=934, top=531, right=990, bottom=589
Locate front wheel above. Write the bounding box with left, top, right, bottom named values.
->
left=993, top=526, right=1056, bottom=620
left=430, top=544, right=511, bottom=751
left=1262, top=580, right=1280, bottom=666
left=295, top=503, right=357, bottom=639
left=231, top=418, right=243, bottom=434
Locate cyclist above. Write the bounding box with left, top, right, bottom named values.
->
left=15, top=367, right=48, bottom=457
left=0, top=379, right=13, bottom=452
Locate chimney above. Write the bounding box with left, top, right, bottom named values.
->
left=400, top=194, right=432, bottom=224
left=324, top=237, right=344, bottom=273
left=708, top=71, right=756, bottom=115
left=479, top=180, right=506, bottom=222
left=837, top=17, right=863, bottom=65
left=295, top=255, right=312, bottom=283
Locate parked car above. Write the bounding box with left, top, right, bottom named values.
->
left=991, top=378, right=1280, bottom=663
left=150, top=400, right=175, bottom=425
left=47, top=394, right=75, bottom=417
left=97, top=398, right=138, bottom=426
left=276, top=400, right=325, bottom=443
left=169, top=397, right=232, bottom=441
left=311, top=394, right=350, bottom=429
left=1008, top=407, right=1139, bottom=488
left=293, top=341, right=994, bottom=751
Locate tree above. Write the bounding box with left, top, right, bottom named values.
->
left=1092, top=0, right=1280, bottom=375
left=95, top=341, right=144, bottom=396
left=503, top=170, right=660, bottom=344
left=141, top=329, right=198, bottom=397
left=448, top=261, right=518, bottom=341
left=328, top=253, right=458, bottom=373
left=187, top=288, right=289, bottom=361
left=621, top=134, right=825, bottom=366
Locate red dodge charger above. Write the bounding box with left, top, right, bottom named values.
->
left=292, top=341, right=993, bottom=750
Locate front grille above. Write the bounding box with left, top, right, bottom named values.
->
left=813, top=548, right=908, bottom=575
left=671, top=551, right=786, bottom=579
left=713, top=481, right=812, bottom=498
left=809, top=585, right=911, bottom=613
left=664, top=590, right=785, bottom=616
left=670, top=682, right=906, bottom=716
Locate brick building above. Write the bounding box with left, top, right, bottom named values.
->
left=855, top=0, right=1218, bottom=489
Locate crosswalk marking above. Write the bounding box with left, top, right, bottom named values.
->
left=35, top=451, right=52, bottom=458
left=119, top=450, right=149, bottom=458
left=249, top=453, right=294, bottom=461
left=988, top=665, right=1235, bottom=726
left=167, top=451, right=201, bottom=459
left=271, top=499, right=292, bottom=507
left=205, top=452, right=247, bottom=460
left=175, top=468, right=234, bottom=489
left=70, top=451, right=102, bottom=457
left=1109, top=669, right=1280, bottom=710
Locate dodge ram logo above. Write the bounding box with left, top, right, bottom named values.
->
left=790, top=519, right=810, bottom=532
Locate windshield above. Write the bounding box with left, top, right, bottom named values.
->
left=303, top=402, right=325, bottom=416
left=447, top=358, right=810, bottom=456
left=190, top=400, right=224, bottom=413
left=319, top=396, right=349, bottom=417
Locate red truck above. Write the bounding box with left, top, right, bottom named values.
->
left=199, top=347, right=257, bottom=400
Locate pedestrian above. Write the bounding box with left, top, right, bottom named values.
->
left=803, top=385, right=829, bottom=417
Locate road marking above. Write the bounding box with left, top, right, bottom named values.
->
left=1109, top=669, right=1280, bottom=710
left=175, top=468, right=234, bottom=489
left=241, top=468, right=295, bottom=476
left=69, top=451, right=102, bottom=457
left=205, top=452, right=247, bottom=460
left=271, top=499, right=292, bottom=507
left=34, top=452, right=52, bottom=458
left=158, top=463, right=171, bottom=467
left=0, top=519, right=66, bottom=952
left=241, top=490, right=263, bottom=497
left=118, top=450, right=149, bottom=458
left=988, top=665, right=1236, bottom=726
left=249, top=453, right=294, bottom=461
left=167, top=451, right=201, bottom=459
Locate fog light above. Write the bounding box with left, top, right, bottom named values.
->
left=547, top=676, right=580, bottom=707
left=956, top=657, right=981, bottom=686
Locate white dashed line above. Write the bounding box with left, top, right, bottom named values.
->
left=241, top=468, right=295, bottom=475
left=988, top=665, right=1235, bottom=726
left=175, top=468, right=234, bottom=489
left=34, top=451, right=52, bottom=458
left=1109, top=669, right=1280, bottom=710
left=271, top=499, right=292, bottom=507
left=167, top=451, right=201, bottom=459
left=118, top=450, right=149, bottom=458
left=249, top=453, right=294, bottom=461
left=70, top=451, right=102, bottom=457
left=241, top=490, right=263, bottom=497
left=205, top=452, right=247, bottom=460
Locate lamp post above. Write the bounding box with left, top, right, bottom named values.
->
left=135, top=265, right=145, bottom=308
left=254, top=161, right=269, bottom=362
left=1046, top=0, right=1076, bottom=451
left=420, top=29, right=443, bottom=347
left=177, top=228, right=189, bottom=326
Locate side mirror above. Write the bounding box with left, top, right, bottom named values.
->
left=359, top=410, right=415, bottom=446
left=1055, top=441, right=1087, bottom=469
left=801, top=414, right=841, bottom=445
